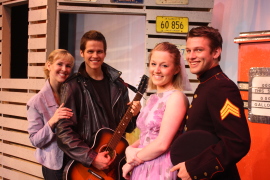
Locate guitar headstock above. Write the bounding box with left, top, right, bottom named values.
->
left=137, top=75, right=149, bottom=95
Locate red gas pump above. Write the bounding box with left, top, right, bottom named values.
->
left=234, top=30, right=270, bottom=180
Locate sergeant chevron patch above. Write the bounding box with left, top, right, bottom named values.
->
left=220, top=99, right=240, bottom=120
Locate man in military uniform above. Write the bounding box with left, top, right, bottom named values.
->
left=170, top=26, right=251, bottom=180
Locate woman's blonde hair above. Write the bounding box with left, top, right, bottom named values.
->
left=148, top=42, right=183, bottom=90
left=44, top=49, right=75, bottom=79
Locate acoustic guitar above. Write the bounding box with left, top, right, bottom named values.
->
left=63, top=75, right=149, bottom=180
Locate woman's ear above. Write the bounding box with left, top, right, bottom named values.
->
left=174, top=65, right=180, bottom=75
left=46, top=61, right=51, bottom=71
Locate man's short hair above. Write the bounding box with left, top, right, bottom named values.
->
left=187, top=26, right=223, bottom=61
left=80, top=30, right=107, bottom=53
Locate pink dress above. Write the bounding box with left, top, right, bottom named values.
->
left=130, top=90, right=180, bottom=180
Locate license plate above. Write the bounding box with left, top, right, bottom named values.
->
left=156, top=16, right=189, bottom=33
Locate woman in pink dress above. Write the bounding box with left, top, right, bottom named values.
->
left=122, top=42, right=191, bottom=180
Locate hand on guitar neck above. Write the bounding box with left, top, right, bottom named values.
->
left=127, top=101, right=141, bottom=117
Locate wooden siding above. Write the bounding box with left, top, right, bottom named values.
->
left=0, top=0, right=51, bottom=179
left=0, top=0, right=213, bottom=179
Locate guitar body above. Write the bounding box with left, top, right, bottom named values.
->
left=64, top=128, right=129, bottom=180
left=63, top=75, right=149, bottom=180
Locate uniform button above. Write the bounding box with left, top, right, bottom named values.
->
left=186, top=115, right=188, bottom=119
left=215, top=166, right=219, bottom=170
left=204, top=172, right=207, bottom=176
left=189, top=105, right=192, bottom=108
left=194, top=176, right=197, bottom=179
left=194, top=94, right=197, bottom=98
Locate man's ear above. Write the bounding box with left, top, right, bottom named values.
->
left=213, top=47, right=222, bottom=59
left=80, top=50, right=84, bottom=57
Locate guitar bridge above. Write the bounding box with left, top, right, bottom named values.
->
left=88, top=169, right=105, bottom=180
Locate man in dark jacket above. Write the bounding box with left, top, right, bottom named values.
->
left=170, top=26, right=251, bottom=180
left=56, top=30, right=141, bottom=177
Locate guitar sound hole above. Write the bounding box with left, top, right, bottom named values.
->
left=99, top=145, right=116, bottom=160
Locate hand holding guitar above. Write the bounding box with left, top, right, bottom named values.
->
left=128, top=101, right=141, bottom=116
left=170, top=162, right=191, bottom=180
left=92, top=151, right=112, bottom=170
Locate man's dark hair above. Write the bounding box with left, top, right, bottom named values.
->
left=80, top=30, right=107, bottom=53
left=187, top=26, right=223, bottom=61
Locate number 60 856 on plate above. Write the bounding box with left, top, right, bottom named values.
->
left=156, top=16, right=189, bottom=33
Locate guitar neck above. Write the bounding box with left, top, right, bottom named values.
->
left=108, top=93, right=142, bottom=150
left=106, top=74, right=148, bottom=150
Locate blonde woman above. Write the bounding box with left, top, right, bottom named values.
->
left=27, top=49, right=74, bottom=180
left=122, top=42, right=191, bottom=180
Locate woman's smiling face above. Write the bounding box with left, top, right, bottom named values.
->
left=149, top=50, right=179, bottom=92
left=48, top=57, right=73, bottom=84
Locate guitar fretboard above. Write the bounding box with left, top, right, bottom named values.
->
left=107, top=92, right=143, bottom=150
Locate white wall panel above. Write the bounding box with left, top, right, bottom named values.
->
left=1, top=142, right=36, bottom=162
left=0, top=17, right=2, bottom=27
left=0, top=167, right=42, bottom=180
left=1, top=156, right=43, bottom=178
left=0, top=117, right=29, bottom=131
left=0, top=79, right=44, bottom=90
left=57, top=4, right=145, bottom=14
left=0, top=92, right=35, bottom=103
left=28, top=38, right=47, bottom=49
left=28, top=52, right=47, bottom=63
left=29, top=0, right=48, bottom=8
left=0, top=104, right=27, bottom=117
left=28, top=9, right=47, bottom=22
left=146, top=38, right=186, bottom=49
left=0, top=129, right=31, bottom=146
left=29, top=23, right=47, bottom=35
left=28, top=66, right=45, bottom=78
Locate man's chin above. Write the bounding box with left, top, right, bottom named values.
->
left=190, top=69, right=199, bottom=75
